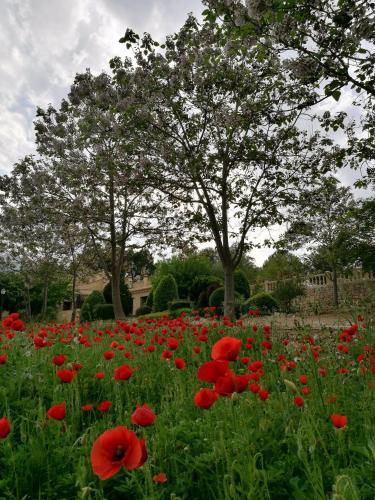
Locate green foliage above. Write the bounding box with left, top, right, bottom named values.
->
left=234, top=269, right=250, bottom=298
left=152, top=255, right=212, bottom=298
left=0, top=272, right=25, bottom=313
left=259, top=251, right=305, bottom=281
left=189, top=275, right=222, bottom=303
left=103, top=279, right=133, bottom=316
left=273, top=280, right=305, bottom=313
left=168, top=300, right=192, bottom=311
left=245, top=292, right=279, bottom=314
left=93, top=303, right=115, bottom=320
left=168, top=307, right=193, bottom=319
left=80, top=290, right=105, bottom=322
left=145, top=290, right=153, bottom=308
left=135, top=305, right=152, bottom=316
left=209, top=287, right=242, bottom=316
left=153, top=274, right=179, bottom=312
left=29, top=277, right=70, bottom=318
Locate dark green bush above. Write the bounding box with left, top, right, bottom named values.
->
left=93, top=303, right=115, bottom=320
left=153, top=274, right=178, bottom=312
left=243, top=292, right=279, bottom=315
left=145, top=290, right=153, bottom=308
left=189, top=275, right=222, bottom=303
left=208, top=287, right=242, bottom=315
left=273, top=280, right=305, bottom=313
left=135, top=305, right=152, bottom=316
left=234, top=269, right=250, bottom=299
left=103, top=278, right=133, bottom=316
left=80, top=290, right=105, bottom=322
left=168, top=300, right=192, bottom=311
left=168, top=307, right=192, bottom=319
left=197, top=282, right=222, bottom=307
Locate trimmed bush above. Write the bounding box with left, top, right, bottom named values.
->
left=145, top=290, right=153, bottom=308
left=138, top=311, right=169, bottom=320
left=168, top=300, right=191, bottom=311
left=93, top=304, right=115, bottom=320
left=189, top=275, right=222, bottom=303
left=80, top=291, right=105, bottom=322
left=168, top=307, right=192, bottom=319
left=208, top=287, right=242, bottom=315
left=243, top=292, right=279, bottom=315
left=197, top=282, right=222, bottom=308
left=273, top=280, right=305, bottom=313
left=103, top=278, right=133, bottom=316
left=153, top=274, right=178, bottom=312
left=135, top=305, right=152, bottom=316
left=234, top=269, right=250, bottom=299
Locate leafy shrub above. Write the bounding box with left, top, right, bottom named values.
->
left=80, top=291, right=105, bottom=322
left=189, top=275, right=222, bottom=303
left=197, top=282, right=222, bottom=307
left=168, top=308, right=192, bottom=319
left=103, top=279, right=133, bottom=316
left=135, top=305, right=152, bottom=316
left=93, top=304, right=115, bottom=320
left=138, top=311, right=169, bottom=320
left=153, top=274, right=178, bottom=312
left=208, top=287, right=242, bottom=315
left=243, top=292, right=279, bottom=315
left=234, top=269, right=250, bottom=299
left=168, top=300, right=192, bottom=311
left=273, top=280, right=305, bottom=313
left=145, top=290, right=153, bottom=308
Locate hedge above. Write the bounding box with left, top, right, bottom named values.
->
left=168, top=300, right=192, bottom=311
left=93, top=303, right=115, bottom=320
left=153, top=274, right=178, bottom=312
left=135, top=305, right=152, bottom=316
left=243, top=292, right=279, bottom=315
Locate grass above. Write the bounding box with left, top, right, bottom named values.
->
left=0, top=310, right=374, bottom=499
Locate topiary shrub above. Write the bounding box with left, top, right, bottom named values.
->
left=272, top=280, right=305, bottom=313
left=145, top=290, right=153, bottom=308
left=168, top=307, right=192, bottom=319
left=93, top=303, right=115, bottom=320
left=208, top=287, right=242, bottom=316
left=103, top=279, right=133, bottom=316
left=153, top=274, right=178, bottom=312
left=243, top=292, right=279, bottom=315
left=197, top=282, right=222, bottom=308
left=189, top=275, right=222, bottom=303
left=234, top=269, right=250, bottom=299
left=135, top=305, right=152, bottom=316
left=80, top=291, right=105, bottom=322
left=168, top=300, right=191, bottom=311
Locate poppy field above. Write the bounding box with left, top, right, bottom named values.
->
left=0, top=310, right=375, bottom=500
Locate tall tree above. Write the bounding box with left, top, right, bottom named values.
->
left=118, top=16, right=343, bottom=316
left=34, top=69, right=165, bottom=319
left=279, top=177, right=356, bottom=307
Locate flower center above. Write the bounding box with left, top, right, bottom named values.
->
left=114, top=445, right=125, bottom=460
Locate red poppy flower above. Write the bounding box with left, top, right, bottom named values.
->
left=47, top=402, right=66, bottom=420
left=12, top=319, right=25, bottom=331
left=91, top=426, right=147, bottom=480
left=153, top=472, right=168, bottom=483
left=0, top=417, right=11, bottom=439
left=103, top=351, right=115, bottom=360
left=95, top=371, right=105, bottom=379
left=234, top=375, right=250, bottom=393
left=56, top=369, right=75, bottom=383
left=114, top=364, right=133, bottom=381
left=53, top=355, right=66, bottom=366
left=294, top=396, right=304, bottom=407
left=97, top=401, right=113, bottom=413
left=161, top=350, right=173, bottom=359
left=302, top=387, right=311, bottom=396
left=211, top=336, right=242, bottom=361
left=0, top=355, right=8, bottom=364
left=214, top=374, right=236, bottom=397
left=299, top=375, right=308, bottom=385
left=82, top=404, right=93, bottom=412
left=192, top=347, right=201, bottom=354
left=197, top=360, right=229, bottom=383
left=167, top=338, right=179, bottom=350
left=194, top=388, right=218, bottom=409
left=131, top=404, right=156, bottom=426
left=249, top=383, right=260, bottom=393
left=175, top=358, right=186, bottom=369
left=331, top=414, right=347, bottom=428
left=258, top=389, right=269, bottom=401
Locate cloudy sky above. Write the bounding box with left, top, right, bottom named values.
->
left=0, top=0, right=370, bottom=265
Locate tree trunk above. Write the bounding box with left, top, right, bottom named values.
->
left=223, top=265, right=235, bottom=318
left=332, top=266, right=339, bottom=308
left=70, top=269, right=77, bottom=322
left=41, top=278, right=49, bottom=319
left=112, top=268, right=126, bottom=319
